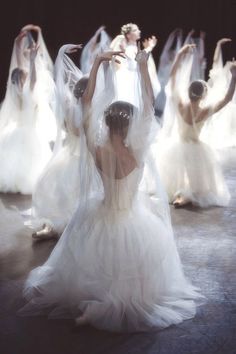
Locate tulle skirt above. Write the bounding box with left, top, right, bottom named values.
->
left=19, top=194, right=203, bottom=332
left=157, top=139, right=230, bottom=207
left=0, top=122, right=52, bottom=194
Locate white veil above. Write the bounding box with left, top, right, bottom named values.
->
left=53, top=44, right=84, bottom=155
left=80, top=27, right=111, bottom=75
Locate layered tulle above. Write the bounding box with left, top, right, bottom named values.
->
left=157, top=138, right=230, bottom=207
left=19, top=167, right=203, bottom=332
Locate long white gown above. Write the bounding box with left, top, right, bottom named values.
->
left=19, top=63, right=203, bottom=331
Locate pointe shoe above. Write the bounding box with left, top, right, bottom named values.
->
left=32, top=224, right=58, bottom=241
left=173, top=196, right=191, bottom=208
left=75, top=315, right=89, bottom=326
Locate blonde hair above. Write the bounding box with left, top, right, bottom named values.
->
left=121, top=23, right=137, bottom=36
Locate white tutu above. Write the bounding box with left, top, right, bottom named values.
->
left=19, top=167, right=202, bottom=332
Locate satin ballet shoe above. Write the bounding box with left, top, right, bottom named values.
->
left=173, top=196, right=191, bottom=208
left=32, top=224, right=58, bottom=241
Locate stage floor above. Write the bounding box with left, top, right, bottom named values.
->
left=0, top=150, right=236, bottom=354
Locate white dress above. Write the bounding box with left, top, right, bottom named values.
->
left=157, top=115, right=230, bottom=207
left=19, top=151, right=202, bottom=332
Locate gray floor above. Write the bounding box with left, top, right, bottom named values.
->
left=0, top=151, right=236, bottom=354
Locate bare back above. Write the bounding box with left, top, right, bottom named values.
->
left=96, top=142, right=138, bottom=180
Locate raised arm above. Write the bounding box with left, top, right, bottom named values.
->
left=170, top=44, right=195, bottom=97
left=136, top=48, right=155, bottom=107
left=92, top=26, right=105, bottom=44
left=212, top=38, right=231, bottom=69
left=184, top=29, right=195, bottom=45
left=14, top=31, right=27, bottom=68
left=159, top=29, right=182, bottom=64
left=29, top=44, right=39, bottom=90
left=21, top=24, right=42, bottom=46
left=206, top=62, right=236, bottom=115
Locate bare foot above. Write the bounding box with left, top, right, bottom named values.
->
left=32, top=224, right=58, bottom=241
left=173, top=196, right=191, bottom=208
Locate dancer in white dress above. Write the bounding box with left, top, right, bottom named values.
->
left=30, top=44, right=101, bottom=240
left=0, top=29, right=52, bottom=194
left=19, top=48, right=203, bottom=332
left=157, top=44, right=236, bottom=208
left=110, top=23, right=160, bottom=104
left=29, top=44, right=84, bottom=239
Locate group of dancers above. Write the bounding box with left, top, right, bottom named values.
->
left=0, top=22, right=236, bottom=332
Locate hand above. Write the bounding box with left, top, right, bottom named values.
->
left=179, top=44, right=196, bottom=55
left=218, top=38, right=232, bottom=46
left=136, top=42, right=150, bottom=64
left=142, top=36, right=157, bottom=52
left=65, top=44, right=83, bottom=54
left=97, top=50, right=125, bottom=64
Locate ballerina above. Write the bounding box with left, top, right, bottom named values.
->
left=0, top=29, right=52, bottom=194
left=28, top=44, right=83, bottom=240
left=16, top=24, right=57, bottom=146
left=30, top=43, right=101, bottom=240
left=110, top=23, right=160, bottom=105
left=157, top=44, right=236, bottom=208
left=19, top=48, right=203, bottom=332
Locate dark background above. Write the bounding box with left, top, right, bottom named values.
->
left=0, top=0, right=235, bottom=100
